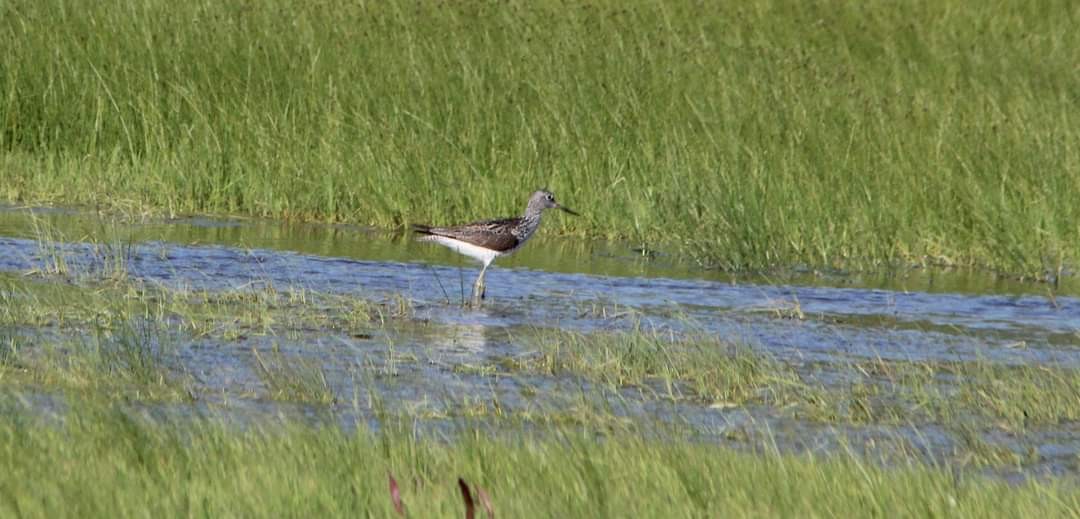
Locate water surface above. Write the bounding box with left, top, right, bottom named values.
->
left=1, top=204, right=1078, bottom=481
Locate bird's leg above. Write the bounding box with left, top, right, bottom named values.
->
left=471, top=262, right=490, bottom=306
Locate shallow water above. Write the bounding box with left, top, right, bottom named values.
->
left=1, top=204, right=1078, bottom=481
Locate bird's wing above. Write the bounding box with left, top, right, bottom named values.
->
left=415, top=218, right=521, bottom=252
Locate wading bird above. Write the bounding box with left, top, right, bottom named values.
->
left=412, top=190, right=578, bottom=306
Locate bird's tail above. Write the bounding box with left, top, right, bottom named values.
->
left=410, top=224, right=434, bottom=235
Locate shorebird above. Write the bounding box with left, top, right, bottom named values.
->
left=412, top=190, right=578, bottom=305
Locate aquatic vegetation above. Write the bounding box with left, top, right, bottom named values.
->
left=1, top=276, right=190, bottom=400
left=1, top=224, right=1078, bottom=487
left=935, top=361, right=1080, bottom=428
left=252, top=344, right=336, bottom=405
left=0, top=395, right=1076, bottom=518
left=509, top=327, right=807, bottom=407
left=0, top=323, right=192, bottom=403
left=0, top=272, right=405, bottom=341
left=496, top=326, right=1080, bottom=436
left=0, top=273, right=404, bottom=402
left=24, top=213, right=134, bottom=282
left=2, top=0, right=1078, bottom=275
left=88, top=314, right=189, bottom=400
left=794, top=358, right=1080, bottom=430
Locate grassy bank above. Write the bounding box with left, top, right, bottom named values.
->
left=1, top=0, right=1078, bottom=275
left=0, top=396, right=1075, bottom=518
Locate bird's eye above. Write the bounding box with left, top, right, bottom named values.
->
left=546, top=194, right=554, bottom=200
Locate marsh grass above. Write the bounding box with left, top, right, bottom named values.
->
left=510, top=327, right=808, bottom=406
left=799, top=358, right=1080, bottom=430
left=88, top=315, right=189, bottom=400
left=2, top=0, right=1079, bottom=275
left=949, top=420, right=1026, bottom=469
left=0, top=272, right=401, bottom=402
left=0, top=335, right=18, bottom=368
left=2, top=261, right=1078, bottom=479
left=1, top=275, right=190, bottom=399
left=5, top=265, right=1078, bottom=430
left=252, top=344, right=336, bottom=405
left=503, top=327, right=1080, bottom=433
left=0, top=394, right=1076, bottom=518
left=942, top=361, right=1080, bottom=428
left=0, top=320, right=192, bottom=402
left=27, top=214, right=70, bottom=278
left=0, top=271, right=403, bottom=341
left=405, top=384, right=645, bottom=434
left=26, top=212, right=133, bottom=282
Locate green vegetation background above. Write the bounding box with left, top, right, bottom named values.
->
left=2, top=0, right=1078, bottom=274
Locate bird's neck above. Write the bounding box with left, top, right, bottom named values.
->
left=518, top=207, right=544, bottom=240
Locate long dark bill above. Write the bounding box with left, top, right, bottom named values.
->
left=557, top=205, right=580, bottom=216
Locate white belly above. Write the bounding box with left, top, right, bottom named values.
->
left=425, top=235, right=503, bottom=265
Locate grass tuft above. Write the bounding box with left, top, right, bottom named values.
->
left=252, top=344, right=337, bottom=405
left=510, top=327, right=806, bottom=406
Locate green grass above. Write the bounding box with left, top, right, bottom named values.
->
left=252, top=343, right=337, bottom=405
left=0, top=272, right=402, bottom=341
left=3, top=263, right=1080, bottom=505
left=2, top=0, right=1078, bottom=275
left=797, top=357, right=1080, bottom=430
left=0, top=272, right=404, bottom=401
left=0, top=275, right=193, bottom=401
left=5, top=266, right=1079, bottom=440
left=9, top=263, right=1076, bottom=432
left=506, top=326, right=806, bottom=406
left=0, top=323, right=191, bottom=402
left=0, top=395, right=1076, bottom=518
left=500, top=327, right=1080, bottom=431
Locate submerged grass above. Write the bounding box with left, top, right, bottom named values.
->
left=0, top=322, right=191, bottom=402
left=0, top=272, right=403, bottom=401
left=25, top=212, right=134, bottom=282
left=2, top=232, right=1078, bottom=480
left=507, top=327, right=1080, bottom=431
left=0, top=273, right=404, bottom=342
left=508, top=326, right=806, bottom=406
left=3, top=0, right=1079, bottom=275
left=5, top=261, right=1078, bottom=434
left=799, top=357, right=1080, bottom=430
left=252, top=344, right=336, bottom=405
left=0, top=276, right=192, bottom=400
left=0, top=395, right=1076, bottom=518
